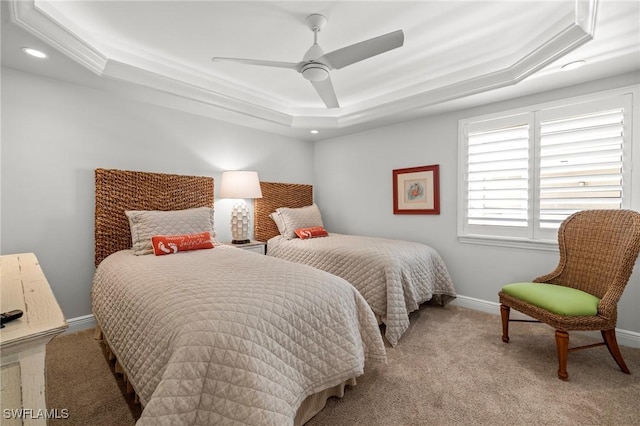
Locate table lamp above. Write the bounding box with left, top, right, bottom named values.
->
left=219, top=170, right=263, bottom=244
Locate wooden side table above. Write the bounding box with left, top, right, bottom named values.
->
left=0, top=253, right=68, bottom=425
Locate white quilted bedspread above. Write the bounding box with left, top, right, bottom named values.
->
left=267, top=234, right=457, bottom=347
left=92, top=246, right=386, bottom=426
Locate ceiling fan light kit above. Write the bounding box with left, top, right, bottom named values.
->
left=212, top=13, right=404, bottom=109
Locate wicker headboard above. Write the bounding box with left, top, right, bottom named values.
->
left=94, top=168, right=214, bottom=267
left=254, top=182, right=313, bottom=242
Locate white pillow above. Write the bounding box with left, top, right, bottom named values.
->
left=274, top=204, right=324, bottom=239
left=125, top=207, right=216, bottom=255
left=269, top=212, right=286, bottom=235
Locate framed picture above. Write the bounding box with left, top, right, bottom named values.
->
left=393, top=164, right=440, bottom=214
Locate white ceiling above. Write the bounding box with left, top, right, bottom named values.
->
left=2, top=0, right=639, bottom=140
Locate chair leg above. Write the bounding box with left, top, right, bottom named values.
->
left=601, top=329, right=631, bottom=374
left=555, top=330, right=569, bottom=381
left=500, top=304, right=510, bottom=343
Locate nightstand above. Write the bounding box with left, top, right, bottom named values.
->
left=223, top=240, right=266, bottom=255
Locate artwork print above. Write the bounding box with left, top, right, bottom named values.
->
left=405, top=179, right=426, bottom=202
left=393, top=165, right=440, bottom=214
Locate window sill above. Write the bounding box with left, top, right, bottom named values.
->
left=458, top=235, right=558, bottom=252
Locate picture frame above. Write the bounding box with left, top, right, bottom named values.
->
left=393, top=164, right=440, bottom=214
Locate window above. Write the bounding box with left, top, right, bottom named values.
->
left=458, top=90, right=635, bottom=249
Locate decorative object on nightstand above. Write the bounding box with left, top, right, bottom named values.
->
left=219, top=170, right=263, bottom=244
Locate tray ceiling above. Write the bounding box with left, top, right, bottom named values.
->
left=3, top=0, right=639, bottom=140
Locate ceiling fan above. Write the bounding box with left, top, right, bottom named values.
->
left=212, top=14, right=404, bottom=109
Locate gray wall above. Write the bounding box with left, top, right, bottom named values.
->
left=1, top=67, right=313, bottom=320
left=313, top=72, right=640, bottom=335
left=3, top=65, right=639, bottom=338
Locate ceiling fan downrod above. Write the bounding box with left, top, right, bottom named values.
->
left=301, top=14, right=330, bottom=82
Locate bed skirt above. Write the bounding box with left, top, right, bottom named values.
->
left=294, top=377, right=357, bottom=425
left=94, top=325, right=356, bottom=425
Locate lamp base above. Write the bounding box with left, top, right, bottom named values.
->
left=231, top=239, right=250, bottom=245
left=230, top=200, right=251, bottom=244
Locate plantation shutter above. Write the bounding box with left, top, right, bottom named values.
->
left=466, top=116, right=530, bottom=230
left=538, top=99, right=627, bottom=230
left=460, top=91, right=632, bottom=246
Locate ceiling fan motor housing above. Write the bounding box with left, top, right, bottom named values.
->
left=301, top=62, right=329, bottom=81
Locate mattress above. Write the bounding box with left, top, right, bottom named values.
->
left=267, top=233, right=457, bottom=347
left=91, top=245, right=387, bottom=425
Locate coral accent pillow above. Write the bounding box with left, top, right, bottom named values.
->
left=295, top=226, right=329, bottom=239
left=151, top=232, right=214, bottom=256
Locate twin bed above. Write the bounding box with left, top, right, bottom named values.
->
left=255, top=182, right=457, bottom=347
left=91, top=169, right=456, bottom=425
left=91, top=169, right=386, bottom=425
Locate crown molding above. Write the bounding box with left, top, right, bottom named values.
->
left=103, top=60, right=296, bottom=128
left=9, top=0, right=598, bottom=134
left=9, top=0, right=108, bottom=75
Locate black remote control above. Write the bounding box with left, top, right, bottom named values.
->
left=0, top=310, right=23, bottom=328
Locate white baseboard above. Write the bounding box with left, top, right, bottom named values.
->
left=64, top=314, right=97, bottom=334
left=63, top=296, right=640, bottom=349
left=449, top=295, right=640, bottom=349
left=614, top=328, right=640, bottom=350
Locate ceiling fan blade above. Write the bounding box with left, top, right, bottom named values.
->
left=212, top=57, right=300, bottom=71
left=311, top=77, right=339, bottom=109
left=319, top=29, right=404, bottom=70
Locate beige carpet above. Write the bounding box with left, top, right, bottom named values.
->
left=45, top=306, right=640, bottom=425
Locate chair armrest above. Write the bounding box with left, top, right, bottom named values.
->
left=597, top=283, right=626, bottom=321
left=532, top=270, right=562, bottom=284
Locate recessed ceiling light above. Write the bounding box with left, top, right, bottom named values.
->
left=561, top=60, right=585, bottom=71
left=310, top=130, right=319, bottom=134
left=22, top=47, right=48, bottom=59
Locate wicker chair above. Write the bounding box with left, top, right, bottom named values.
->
left=499, top=209, right=640, bottom=380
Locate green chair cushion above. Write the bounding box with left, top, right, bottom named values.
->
left=501, top=282, right=600, bottom=316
